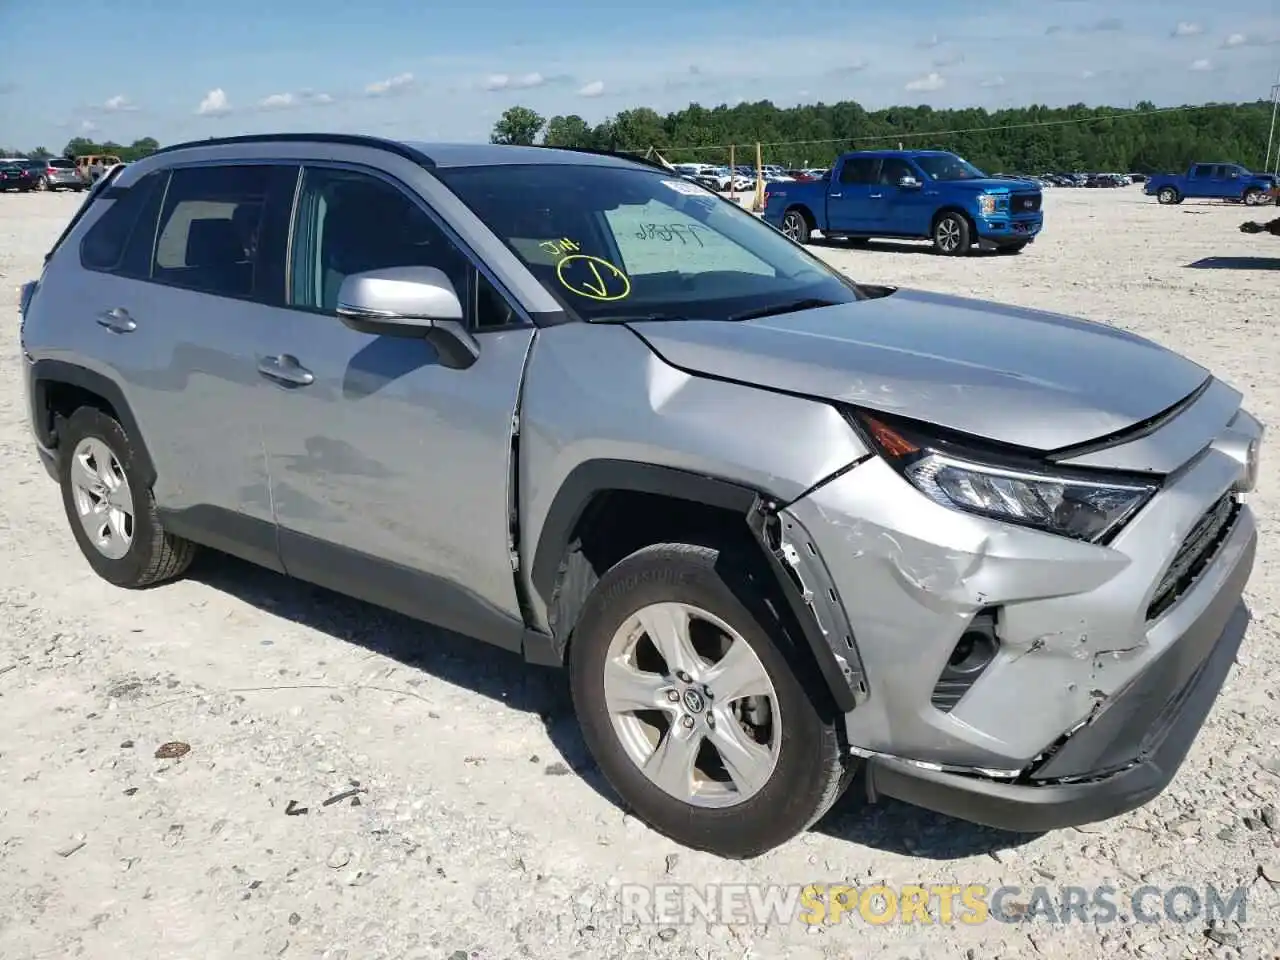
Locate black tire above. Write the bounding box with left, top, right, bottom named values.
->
left=57, top=407, right=197, bottom=588
left=932, top=212, right=972, bottom=255
left=33, top=176, right=48, bottom=192
left=1243, top=188, right=1266, bottom=206
left=568, top=542, right=850, bottom=859
left=1156, top=186, right=1180, bottom=205
left=781, top=208, right=811, bottom=244
left=997, top=242, right=1029, bottom=255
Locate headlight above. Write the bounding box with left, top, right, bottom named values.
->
left=853, top=413, right=1157, bottom=543
left=978, top=194, right=997, bottom=215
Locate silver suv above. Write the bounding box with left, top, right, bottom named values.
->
left=19, top=135, right=1263, bottom=859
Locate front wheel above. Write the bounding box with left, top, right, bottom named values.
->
left=569, top=542, right=850, bottom=859
left=1243, top=188, right=1267, bottom=206
left=1157, top=186, right=1180, bottom=205
left=781, top=209, right=811, bottom=244
left=932, top=212, right=972, bottom=255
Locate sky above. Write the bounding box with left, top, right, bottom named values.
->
left=1, top=0, right=1278, bottom=152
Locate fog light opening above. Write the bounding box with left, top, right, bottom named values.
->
left=931, top=608, right=1000, bottom=712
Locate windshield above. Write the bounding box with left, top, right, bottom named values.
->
left=433, top=162, right=862, bottom=321
left=914, top=154, right=988, bottom=182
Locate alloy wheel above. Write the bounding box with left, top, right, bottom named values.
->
left=936, top=218, right=961, bottom=252
left=782, top=212, right=804, bottom=241
left=602, top=601, right=781, bottom=808
left=69, top=437, right=135, bottom=560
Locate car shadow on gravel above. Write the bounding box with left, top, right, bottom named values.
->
left=1185, top=256, right=1280, bottom=271
left=187, top=549, right=1040, bottom=859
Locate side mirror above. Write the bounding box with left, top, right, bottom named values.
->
left=336, top=266, right=480, bottom=370
left=898, top=175, right=922, bottom=189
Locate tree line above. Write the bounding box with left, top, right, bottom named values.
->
left=0, top=137, right=160, bottom=162
left=491, top=98, right=1278, bottom=173
left=4, top=98, right=1273, bottom=174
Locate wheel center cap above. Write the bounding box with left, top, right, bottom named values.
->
left=681, top=689, right=706, bottom=714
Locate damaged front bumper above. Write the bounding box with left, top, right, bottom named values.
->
left=776, top=397, right=1261, bottom=832
left=860, top=543, right=1251, bottom=833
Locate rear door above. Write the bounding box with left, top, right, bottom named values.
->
left=65, top=161, right=300, bottom=566
left=1187, top=164, right=1216, bottom=197
left=825, top=156, right=880, bottom=234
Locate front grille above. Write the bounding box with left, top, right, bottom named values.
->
left=1146, top=494, right=1239, bottom=621
left=1012, top=192, right=1041, bottom=213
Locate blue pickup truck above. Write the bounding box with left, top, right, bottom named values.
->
left=1144, top=162, right=1276, bottom=206
left=761, top=149, right=1043, bottom=255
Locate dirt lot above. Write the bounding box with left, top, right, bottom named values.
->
left=1, top=188, right=1278, bottom=960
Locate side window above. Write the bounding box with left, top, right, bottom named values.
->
left=878, top=158, right=915, bottom=185
left=1192, top=164, right=1213, bottom=178
left=79, top=171, right=166, bottom=276
left=151, top=164, right=295, bottom=300
left=604, top=194, right=774, bottom=279
left=838, top=158, right=878, bottom=184
left=289, top=167, right=470, bottom=316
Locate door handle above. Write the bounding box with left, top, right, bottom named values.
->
left=869, top=192, right=883, bottom=199
left=257, top=354, right=314, bottom=387
left=95, top=307, right=136, bottom=333
left=829, top=192, right=842, bottom=198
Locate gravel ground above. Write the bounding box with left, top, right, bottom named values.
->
left=0, top=188, right=1278, bottom=960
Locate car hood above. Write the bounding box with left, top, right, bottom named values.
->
left=942, top=178, right=1038, bottom=192
left=626, top=288, right=1209, bottom=453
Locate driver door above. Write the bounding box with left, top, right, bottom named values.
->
left=825, top=156, right=881, bottom=234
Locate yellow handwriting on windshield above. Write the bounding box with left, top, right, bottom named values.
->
left=538, top=238, right=581, bottom=257
left=556, top=254, right=631, bottom=301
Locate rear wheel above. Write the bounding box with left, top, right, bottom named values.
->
left=57, top=407, right=197, bottom=588
left=781, top=209, right=811, bottom=244
left=33, top=176, right=48, bottom=192
left=1157, top=186, right=1180, bottom=205
left=932, top=212, right=972, bottom=255
left=569, top=542, right=850, bottom=858
left=1243, top=188, right=1267, bottom=206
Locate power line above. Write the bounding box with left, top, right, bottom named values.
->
left=659, top=101, right=1252, bottom=153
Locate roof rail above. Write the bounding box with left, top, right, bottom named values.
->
left=148, top=132, right=436, bottom=167
left=529, top=144, right=671, bottom=171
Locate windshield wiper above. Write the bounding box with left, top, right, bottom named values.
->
left=727, top=298, right=839, bottom=322
left=589, top=313, right=696, bottom=324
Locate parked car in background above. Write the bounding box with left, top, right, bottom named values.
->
left=1145, top=163, right=1276, bottom=206
left=18, top=134, right=1262, bottom=859
left=763, top=149, right=1043, bottom=254
left=1085, top=174, right=1124, bottom=188
left=0, top=162, right=37, bottom=192
left=75, top=154, right=124, bottom=182
left=18, top=157, right=87, bottom=192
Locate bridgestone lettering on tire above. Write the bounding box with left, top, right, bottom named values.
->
left=568, top=541, right=851, bottom=859
left=57, top=407, right=197, bottom=588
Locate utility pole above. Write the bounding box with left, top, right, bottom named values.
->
left=1266, top=64, right=1280, bottom=175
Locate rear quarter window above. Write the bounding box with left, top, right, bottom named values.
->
left=49, top=158, right=75, bottom=168
left=79, top=172, right=167, bottom=276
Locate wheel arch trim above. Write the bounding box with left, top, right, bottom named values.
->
left=29, top=360, right=157, bottom=487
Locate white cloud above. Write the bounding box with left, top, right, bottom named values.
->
left=102, top=95, right=137, bottom=112
left=1081, top=69, right=1096, bottom=79
left=1190, top=58, right=1213, bottom=71
left=196, top=88, right=231, bottom=116
left=905, top=72, right=945, bottom=92
left=79, top=119, right=98, bottom=133
left=365, top=72, right=414, bottom=96
left=578, top=80, right=605, bottom=97
left=1222, top=32, right=1247, bottom=47
left=257, top=90, right=335, bottom=110
left=483, top=72, right=547, bottom=91
left=1221, top=32, right=1278, bottom=48
left=979, top=75, right=1006, bottom=88
left=259, top=92, right=296, bottom=109
left=1173, top=21, right=1203, bottom=37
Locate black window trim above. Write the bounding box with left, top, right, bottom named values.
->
left=280, top=159, right=534, bottom=335
left=77, top=168, right=169, bottom=278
